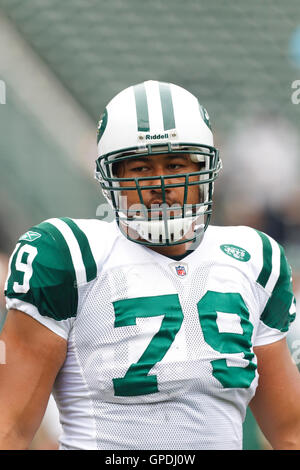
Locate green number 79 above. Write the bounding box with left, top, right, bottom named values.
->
left=112, top=291, right=256, bottom=396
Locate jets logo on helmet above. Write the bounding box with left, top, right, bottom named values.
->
left=97, top=109, right=108, bottom=144
left=95, top=80, right=222, bottom=246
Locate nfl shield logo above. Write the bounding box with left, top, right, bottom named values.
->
left=169, top=261, right=188, bottom=278
left=175, top=265, right=186, bottom=277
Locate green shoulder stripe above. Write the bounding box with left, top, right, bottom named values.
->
left=260, top=244, right=295, bottom=332
left=60, top=217, right=97, bottom=283
left=255, top=230, right=273, bottom=288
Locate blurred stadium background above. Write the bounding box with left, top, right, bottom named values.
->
left=0, top=0, right=300, bottom=450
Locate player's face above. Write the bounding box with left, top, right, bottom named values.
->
left=116, top=153, right=202, bottom=216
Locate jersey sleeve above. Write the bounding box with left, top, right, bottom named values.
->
left=4, top=221, right=78, bottom=339
left=254, top=232, right=296, bottom=346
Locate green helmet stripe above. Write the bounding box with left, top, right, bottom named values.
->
left=61, top=217, right=97, bottom=282
left=133, top=83, right=150, bottom=132
left=159, top=82, right=176, bottom=131
left=256, top=230, right=273, bottom=288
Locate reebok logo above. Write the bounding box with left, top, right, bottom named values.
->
left=19, top=231, right=42, bottom=242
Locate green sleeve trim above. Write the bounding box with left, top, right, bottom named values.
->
left=5, top=222, right=78, bottom=321
left=255, top=230, right=273, bottom=288
left=260, top=244, right=296, bottom=332
left=60, top=217, right=97, bottom=282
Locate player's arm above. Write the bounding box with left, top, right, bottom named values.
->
left=250, top=337, right=300, bottom=449
left=250, top=234, right=300, bottom=448
left=1, top=221, right=79, bottom=448
left=0, top=309, right=67, bottom=449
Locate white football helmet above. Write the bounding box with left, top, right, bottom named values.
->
left=95, top=80, right=221, bottom=246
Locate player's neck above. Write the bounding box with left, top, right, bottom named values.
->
left=148, top=226, right=204, bottom=258
left=120, top=223, right=202, bottom=259
left=148, top=240, right=193, bottom=258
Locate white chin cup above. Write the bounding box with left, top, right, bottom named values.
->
left=126, top=214, right=204, bottom=244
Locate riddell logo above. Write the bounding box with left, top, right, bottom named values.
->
left=145, top=133, right=169, bottom=140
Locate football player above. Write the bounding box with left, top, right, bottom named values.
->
left=0, top=81, right=300, bottom=450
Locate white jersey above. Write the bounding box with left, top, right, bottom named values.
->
left=5, top=218, right=296, bottom=450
